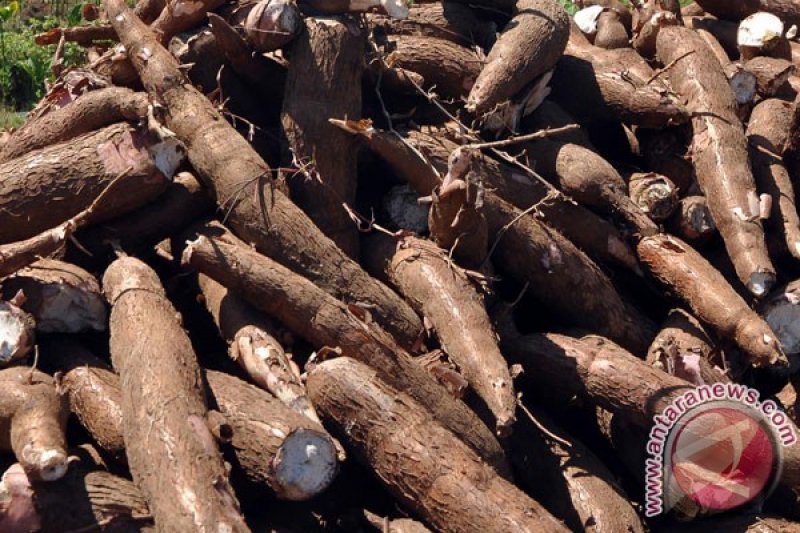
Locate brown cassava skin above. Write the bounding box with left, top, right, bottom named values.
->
left=0, top=226, right=72, bottom=280
left=646, top=308, right=730, bottom=385
left=104, top=0, right=421, bottom=347
left=637, top=233, right=787, bottom=368
left=307, top=357, right=569, bottom=533
left=136, top=0, right=166, bottom=23
left=2, top=259, right=107, bottom=333
left=150, top=0, right=225, bottom=43
left=39, top=339, right=127, bottom=461
left=499, top=331, right=691, bottom=428
left=685, top=15, right=739, bottom=59
left=657, top=25, right=775, bottom=297
left=198, top=274, right=323, bottom=427
left=551, top=24, right=688, bottom=128
left=368, top=2, right=496, bottom=48
left=522, top=137, right=658, bottom=235
left=34, top=24, right=118, bottom=46
left=181, top=222, right=509, bottom=474
left=745, top=57, right=795, bottom=97
left=594, top=10, right=629, bottom=49
left=0, top=87, right=148, bottom=163
left=282, top=16, right=365, bottom=257
left=363, top=234, right=516, bottom=435
left=0, top=368, right=68, bottom=482
left=388, top=35, right=482, bottom=100
left=694, top=0, right=800, bottom=26
left=103, top=257, right=249, bottom=532
left=363, top=511, right=432, bottom=533
left=78, top=171, right=214, bottom=255
left=668, top=195, right=717, bottom=243
left=486, top=196, right=655, bottom=354
left=466, top=0, right=569, bottom=114
left=1, top=448, right=154, bottom=532
left=509, top=408, right=645, bottom=533
left=501, top=329, right=800, bottom=495
left=630, top=0, right=681, bottom=58
left=748, top=98, right=800, bottom=260
left=338, top=120, right=637, bottom=271
left=230, top=0, right=303, bottom=53
left=0, top=123, right=168, bottom=244
left=205, top=370, right=339, bottom=501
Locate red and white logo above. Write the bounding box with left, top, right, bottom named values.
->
left=668, top=405, right=776, bottom=511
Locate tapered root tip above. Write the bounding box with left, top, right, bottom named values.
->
left=749, top=272, right=775, bottom=298
left=23, top=448, right=68, bottom=482
left=271, top=429, right=338, bottom=501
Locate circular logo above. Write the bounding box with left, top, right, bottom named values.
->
left=669, top=404, right=778, bottom=511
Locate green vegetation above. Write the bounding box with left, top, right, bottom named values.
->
left=0, top=1, right=86, bottom=121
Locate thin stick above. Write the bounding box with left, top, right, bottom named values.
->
left=517, top=396, right=572, bottom=448
left=646, top=50, right=695, bottom=85
left=464, top=125, right=579, bottom=150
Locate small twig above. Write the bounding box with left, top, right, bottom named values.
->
left=28, top=345, right=40, bottom=383
left=646, top=50, right=695, bottom=84
left=517, top=396, right=572, bottom=448
left=464, top=125, right=579, bottom=150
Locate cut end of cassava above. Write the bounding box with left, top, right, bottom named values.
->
left=383, top=184, right=429, bottom=233
left=629, top=173, right=678, bottom=222
left=762, top=282, right=800, bottom=355
left=379, top=0, right=409, bottom=19
left=0, top=301, right=35, bottom=365
left=574, top=5, right=603, bottom=35
left=147, top=136, right=185, bottom=179
left=271, top=428, right=338, bottom=501
left=243, top=0, right=303, bottom=53
left=738, top=12, right=784, bottom=49
left=749, top=271, right=775, bottom=298
left=729, top=68, right=757, bottom=105
left=3, top=261, right=107, bottom=334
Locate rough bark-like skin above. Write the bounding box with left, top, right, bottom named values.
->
left=78, top=171, right=214, bottom=255
left=104, top=0, right=422, bottom=347
left=467, top=0, right=569, bottom=114
left=0, top=368, right=68, bottom=481
left=509, top=408, right=645, bottom=533
left=198, top=274, right=323, bottom=426
left=307, top=357, right=569, bottom=533
left=594, top=10, right=629, bottom=49
left=368, top=2, right=496, bottom=48
left=103, top=257, right=249, bottom=533
left=205, top=370, right=338, bottom=501
left=631, top=0, right=681, bottom=58
left=500, top=331, right=691, bottom=427
left=39, top=338, right=126, bottom=461
left=34, top=24, right=118, bottom=45
left=0, top=88, right=147, bottom=163
left=486, top=196, right=654, bottom=354
left=388, top=35, right=482, bottom=100
left=745, top=57, right=795, bottom=97
left=657, top=25, right=775, bottom=296
left=637, top=233, right=787, bottom=368
left=748, top=98, right=800, bottom=260
left=181, top=222, right=509, bottom=474
left=694, top=0, right=800, bottom=26
left=0, top=123, right=168, bottom=244
left=282, top=16, right=365, bottom=257
left=234, top=0, right=303, bottom=53
left=2, top=259, right=106, bottom=333
left=551, top=26, right=688, bottom=128
left=151, top=0, right=225, bottom=43
left=523, top=138, right=658, bottom=235
left=364, top=235, right=516, bottom=435
left=646, top=308, right=730, bottom=385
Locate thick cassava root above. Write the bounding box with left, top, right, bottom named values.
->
left=307, top=357, right=569, bottom=533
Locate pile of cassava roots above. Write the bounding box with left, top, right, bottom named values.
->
left=7, top=0, right=800, bottom=530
